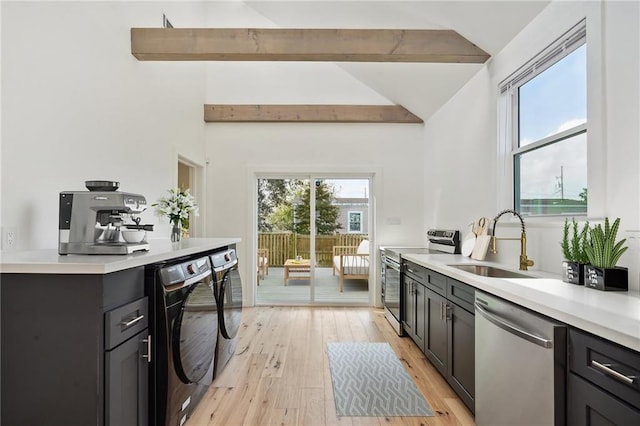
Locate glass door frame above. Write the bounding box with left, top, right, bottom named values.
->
left=253, top=172, right=374, bottom=306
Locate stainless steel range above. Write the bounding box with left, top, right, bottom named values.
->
left=381, top=229, right=460, bottom=335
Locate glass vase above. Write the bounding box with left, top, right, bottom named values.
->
left=171, top=221, right=181, bottom=242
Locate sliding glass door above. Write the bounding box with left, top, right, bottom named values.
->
left=256, top=176, right=371, bottom=305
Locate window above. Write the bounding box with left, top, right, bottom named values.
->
left=500, top=20, right=587, bottom=216
left=348, top=211, right=363, bottom=233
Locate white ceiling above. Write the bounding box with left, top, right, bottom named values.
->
left=205, top=1, right=551, bottom=121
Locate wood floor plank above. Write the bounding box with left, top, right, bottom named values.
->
left=243, top=376, right=279, bottom=425
left=444, top=398, right=476, bottom=426
left=274, top=309, right=308, bottom=408
left=187, top=307, right=475, bottom=426
left=299, top=387, right=326, bottom=426
left=302, top=308, right=326, bottom=389
left=355, top=308, right=387, bottom=342
left=333, top=308, right=356, bottom=341
left=267, top=407, right=300, bottom=425
left=212, top=307, right=273, bottom=388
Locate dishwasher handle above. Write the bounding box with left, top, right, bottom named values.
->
left=475, top=301, right=553, bottom=349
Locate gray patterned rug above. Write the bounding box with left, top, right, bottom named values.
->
left=326, top=342, right=434, bottom=417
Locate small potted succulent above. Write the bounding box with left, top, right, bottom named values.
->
left=560, top=218, right=589, bottom=285
left=583, top=217, right=629, bottom=291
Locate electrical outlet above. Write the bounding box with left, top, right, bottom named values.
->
left=2, top=227, right=17, bottom=250
left=624, top=230, right=640, bottom=251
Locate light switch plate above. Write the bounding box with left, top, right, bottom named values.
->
left=386, top=217, right=401, bottom=225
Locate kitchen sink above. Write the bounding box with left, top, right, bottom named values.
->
left=448, top=264, right=535, bottom=279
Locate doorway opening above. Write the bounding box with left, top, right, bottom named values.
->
left=256, top=176, right=371, bottom=305
left=177, top=157, right=203, bottom=237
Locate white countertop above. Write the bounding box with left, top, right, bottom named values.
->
left=0, top=238, right=241, bottom=274
left=403, top=253, right=640, bottom=352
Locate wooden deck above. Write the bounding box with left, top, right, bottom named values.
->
left=256, top=266, right=370, bottom=306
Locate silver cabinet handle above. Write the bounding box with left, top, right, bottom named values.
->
left=142, top=335, right=151, bottom=363
left=591, top=360, right=636, bottom=385
left=474, top=302, right=553, bottom=348
left=445, top=304, right=451, bottom=321
left=407, top=268, right=416, bottom=274
left=440, top=301, right=444, bottom=320
left=122, top=314, right=144, bottom=328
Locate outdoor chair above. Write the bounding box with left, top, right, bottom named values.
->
left=257, top=248, right=269, bottom=284
left=332, top=240, right=370, bottom=292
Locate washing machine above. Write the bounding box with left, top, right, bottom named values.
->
left=146, top=255, right=218, bottom=426
left=210, top=248, right=243, bottom=378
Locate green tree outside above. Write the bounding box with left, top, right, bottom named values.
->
left=260, top=179, right=341, bottom=235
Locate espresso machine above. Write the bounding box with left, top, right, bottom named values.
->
left=58, top=181, right=154, bottom=255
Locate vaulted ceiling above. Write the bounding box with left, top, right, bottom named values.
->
left=154, top=1, right=551, bottom=123
left=243, top=1, right=550, bottom=121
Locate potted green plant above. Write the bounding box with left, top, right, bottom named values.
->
left=560, top=218, right=589, bottom=285
left=583, top=217, right=629, bottom=291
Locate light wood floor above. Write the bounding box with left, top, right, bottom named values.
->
left=189, top=306, right=475, bottom=426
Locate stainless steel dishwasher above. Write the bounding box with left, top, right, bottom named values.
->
left=475, top=292, right=566, bottom=426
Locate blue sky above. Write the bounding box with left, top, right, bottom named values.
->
left=326, top=179, right=369, bottom=198
left=517, top=44, right=587, bottom=200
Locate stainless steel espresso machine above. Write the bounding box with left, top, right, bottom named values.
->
left=58, top=180, right=154, bottom=255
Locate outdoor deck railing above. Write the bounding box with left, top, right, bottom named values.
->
left=258, top=232, right=368, bottom=267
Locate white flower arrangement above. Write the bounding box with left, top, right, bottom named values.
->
left=153, top=188, right=199, bottom=228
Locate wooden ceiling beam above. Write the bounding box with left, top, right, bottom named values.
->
left=203, top=104, right=423, bottom=123
left=131, top=28, right=489, bottom=63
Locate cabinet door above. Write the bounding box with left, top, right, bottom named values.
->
left=105, top=329, right=149, bottom=426
left=447, top=303, right=475, bottom=413
left=568, top=373, right=640, bottom=426
left=425, top=288, right=447, bottom=376
left=414, top=282, right=426, bottom=352
left=402, top=276, right=416, bottom=339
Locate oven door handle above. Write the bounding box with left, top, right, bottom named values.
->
left=383, top=261, right=401, bottom=272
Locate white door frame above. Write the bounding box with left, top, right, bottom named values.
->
left=177, top=154, right=205, bottom=237
left=247, top=165, right=380, bottom=307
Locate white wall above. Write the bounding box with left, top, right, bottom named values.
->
left=201, top=1, right=428, bottom=304
left=204, top=123, right=426, bottom=305
left=423, top=0, right=640, bottom=290
left=1, top=1, right=207, bottom=249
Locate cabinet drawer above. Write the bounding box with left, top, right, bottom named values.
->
left=568, top=372, right=640, bottom=425
left=404, top=261, right=427, bottom=283
left=569, top=328, right=640, bottom=410
left=105, top=297, right=148, bottom=350
left=425, top=269, right=447, bottom=296
left=447, top=279, right=475, bottom=313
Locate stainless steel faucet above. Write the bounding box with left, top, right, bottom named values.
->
left=490, top=209, right=534, bottom=271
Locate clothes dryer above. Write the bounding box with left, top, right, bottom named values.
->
left=147, top=256, right=218, bottom=426
left=210, top=248, right=243, bottom=378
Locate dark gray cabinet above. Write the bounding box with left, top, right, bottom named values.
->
left=568, top=328, right=640, bottom=425
left=106, top=328, right=149, bottom=426
left=447, top=301, right=475, bottom=410
left=1, top=267, right=149, bottom=426
left=403, top=275, right=426, bottom=351
left=105, top=297, right=150, bottom=426
left=424, top=287, right=447, bottom=374
left=402, top=274, right=417, bottom=339
left=401, top=261, right=475, bottom=413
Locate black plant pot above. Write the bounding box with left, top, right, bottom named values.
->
left=584, top=265, right=628, bottom=291
left=563, top=261, right=585, bottom=285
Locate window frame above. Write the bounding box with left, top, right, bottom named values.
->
left=347, top=211, right=363, bottom=233
left=499, top=19, right=587, bottom=217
